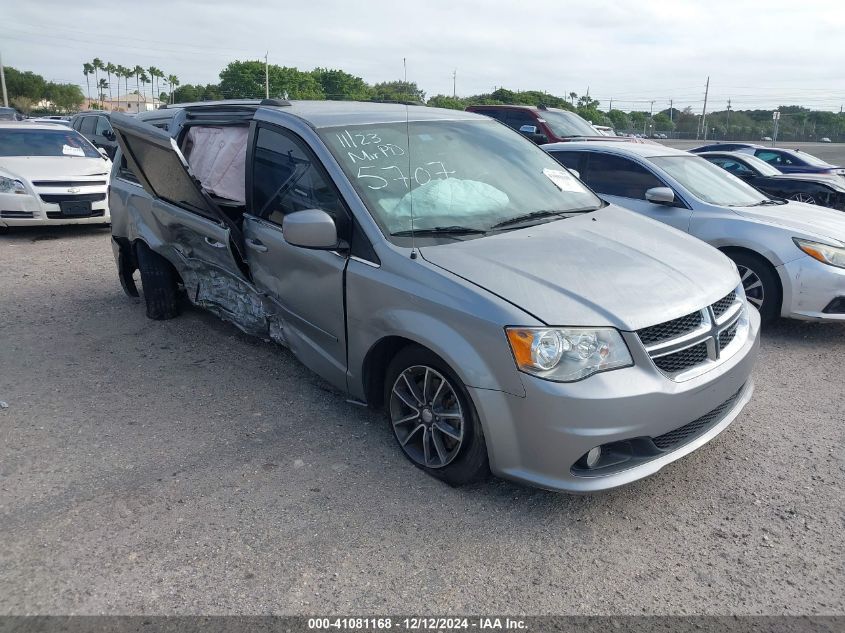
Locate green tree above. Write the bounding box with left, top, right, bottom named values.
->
left=311, top=68, right=371, bottom=100
left=606, top=109, right=631, bottom=131
left=371, top=80, right=425, bottom=102
left=3, top=67, right=47, bottom=101
left=219, top=61, right=324, bottom=99
left=166, top=74, right=180, bottom=104
left=92, top=58, right=103, bottom=98
left=45, top=82, right=84, bottom=112
left=97, top=78, right=108, bottom=107
left=82, top=63, right=94, bottom=103
left=426, top=95, right=466, bottom=110
left=652, top=112, right=673, bottom=132
left=105, top=62, right=116, bottom=104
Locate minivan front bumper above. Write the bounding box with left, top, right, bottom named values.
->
left=470, top=307, right=760, bottom=493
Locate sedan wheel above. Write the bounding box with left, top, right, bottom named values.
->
left=788, top=192, right=816, bottom=204
left=737, top=264, right=765, bottom=311
left=389, top=365, right=464, bottom=469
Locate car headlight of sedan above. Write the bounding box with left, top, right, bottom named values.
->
left=794, top=238, right=845, bottom=269
left=0, top=175, right=26, bottom=194
left=506, top=327, right=633, bottom=382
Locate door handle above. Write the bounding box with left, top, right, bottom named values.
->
left=245, top=238, right=268, bottom=253
left=204, top=237, right=226, bottom=248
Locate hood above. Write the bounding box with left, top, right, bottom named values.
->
left=770, top=173, right=845, bottom=190
left=733, top=202, right=845, bottom=246
left=0, top=156, right=110, bottom=181
left=419, top=205, right=738, bottom=331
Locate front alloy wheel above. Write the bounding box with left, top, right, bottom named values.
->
left=737, top=264, right=764, bottom=310
left=788, top=192, right=816, bottom=204
left=389, top=365, right=464, bottom=469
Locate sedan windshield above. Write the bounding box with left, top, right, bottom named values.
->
left=539, top=110, right=600, bottom=138
left=320, top=119, right=601, bottom=237
left=651, top=155, right=768, bottom=207
left=0, top=129, right=100, bottom=158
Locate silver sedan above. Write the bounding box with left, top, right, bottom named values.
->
left=544, top=141, right=845, bottom=324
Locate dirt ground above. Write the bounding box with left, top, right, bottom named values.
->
left=1, top=225, right=843, bottom=615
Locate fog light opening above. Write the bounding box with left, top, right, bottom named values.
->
left=586, top=446, right=602, bottom=469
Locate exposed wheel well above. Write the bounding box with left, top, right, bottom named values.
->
left=362, top=336, right=420, bottom=409
left=719, top=245, right=783, bottom=300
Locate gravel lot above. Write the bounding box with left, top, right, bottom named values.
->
left=1, top=224, right=843, bottom=616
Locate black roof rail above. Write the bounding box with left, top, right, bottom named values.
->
left=259, top=98, right=292, bottom=107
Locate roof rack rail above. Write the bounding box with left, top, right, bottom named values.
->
left=260, top=98, right=292, bottom=107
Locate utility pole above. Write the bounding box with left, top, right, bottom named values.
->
left=669, top=99, right=673, bottom=124
left=645, top=100, right=654, bottom=136
left=700, top=76, right=710, bottom=140
left=726, top=99, right=731, bottom=140
left=264, top=52, right=269, bottom=99
left=403, top=58, right=407, bottom=83
left=0, top=52, right=7, bottom=108
left=452, top=69, right=456, bottom=98
left=609, top=98, right=613, bottom=111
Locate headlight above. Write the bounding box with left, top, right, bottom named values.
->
left=505, top=327, right=633, bottom=382
left=794, top=238, right=845, bottom=269
left=0, top=176, right=26, bottom=194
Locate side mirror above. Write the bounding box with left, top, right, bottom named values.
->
left=645, top=187, right=676, bottom=205
left=98, top=147, right=110, bottom=160
left=282, top=209, right=339, bottom=249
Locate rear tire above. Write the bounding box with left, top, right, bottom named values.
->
left=135, top=241, right=180, bottom=320
left=384, top=345, right=490, bottom=486
left=728, top=251, right=781, bottom=325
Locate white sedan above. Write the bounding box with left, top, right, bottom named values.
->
left=0, top=122, right=111, bottom=229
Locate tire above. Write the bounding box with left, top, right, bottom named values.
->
left=727, top=251, right=781, bottom=325
left=384, top=345, right=490, bottom=486
left=135, top=241, right=180, bottom=320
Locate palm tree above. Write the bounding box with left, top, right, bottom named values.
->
left=105, top=62, right=116, bottom=106
left=82, top=63, right=94, bottom=104
left=140, top=73, right=150, bottom=107
left=147, top=67, right=158, bottom=104
left=115, top=65, right=129, bottom=107
left=167, top=74, right=179, bottom=104
left=92, top=58, right=103, bottom=96
left=97, top=79, right=108, bottom=108
left=133, top=65, right=144, bottom=110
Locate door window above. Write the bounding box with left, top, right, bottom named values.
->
left=708, top=157, right=754, bottom=176
left=754, top=150, right=783, bottom=166
left=504, top=110, right=540, bottom=132
left=79, top=117, right=97, bottom=135
left=95, top=116, right=112, bottom=136
left=251, top=127, right=349, bottom=234
left=583, top=153, right=663, bottom=199
left=548, top=150, right=584, bottom=172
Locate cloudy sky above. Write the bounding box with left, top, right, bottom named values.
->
left=5, top=0, right=845, bottom=112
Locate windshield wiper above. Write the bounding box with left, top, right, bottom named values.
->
left=749, top=199, right=788, bottom=206
left=490, top=209, right=591, bottom=230
left=390, top=226, right=487, bottom=237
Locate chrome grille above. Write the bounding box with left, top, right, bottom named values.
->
left=637, top=311, right=703, bottom=346
left=40, top=193, right=106, bottom=204
left=712, top=291, right=737, bottom=318
left=653, top=342, right=709, bottom=373
left=637, top=290, right=745, bottom=380
left=32, top=180, right=107, bottom=187
left=652, top=386, right=744, bottom=450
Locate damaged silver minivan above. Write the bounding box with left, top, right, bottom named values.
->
left=109, top=100, right=760, bottom=492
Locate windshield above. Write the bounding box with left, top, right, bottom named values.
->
left=0, top=128, right=100, bottom=158
left=651, top=155, right=768, bottom=207
left=737, top=153, right=782, bottom=176
left=539, top=109, right=600, bottom=138
left=319, top=119, right=601, bottom=237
